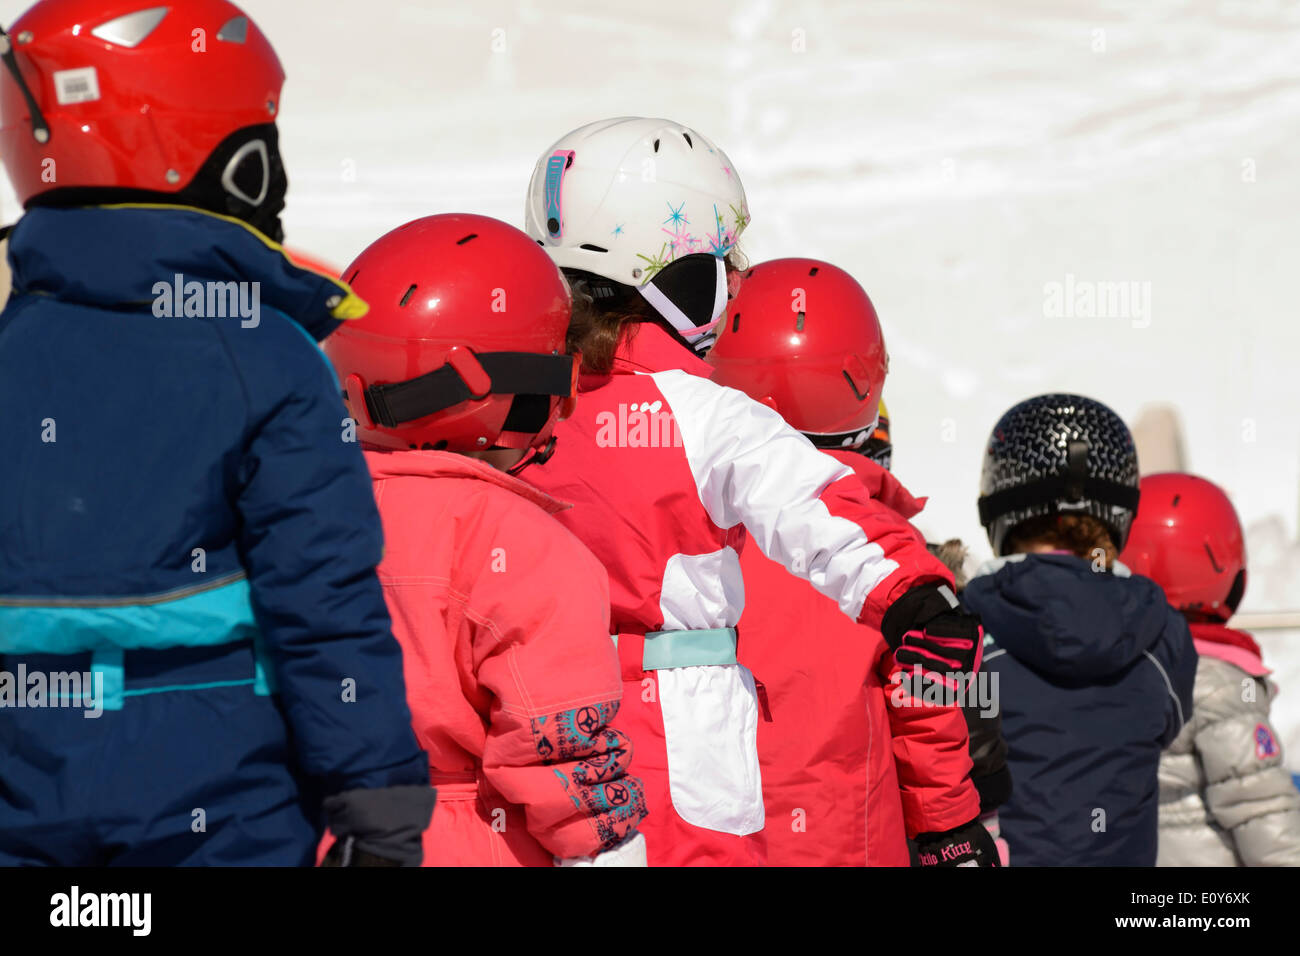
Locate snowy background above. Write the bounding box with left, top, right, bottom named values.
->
left=3, top=0, right=1298, bottom=767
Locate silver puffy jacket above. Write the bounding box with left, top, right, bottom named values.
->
left=1158, top=652, right=1300, bottom=866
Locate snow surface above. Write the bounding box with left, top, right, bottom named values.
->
left=3, top=0, right=1298, bottom=765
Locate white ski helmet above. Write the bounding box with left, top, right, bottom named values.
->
left=525, top=117, right=750, bottom=350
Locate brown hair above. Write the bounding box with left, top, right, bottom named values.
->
left=566, top=289, right=652, bottom=374
left=1004, top=513, right=1118, bottom=569
left=927, top=539, right=971, bottom=591
left=565, top=250, right=749, bottom=375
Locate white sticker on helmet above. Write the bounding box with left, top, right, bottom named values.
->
left=53, top=67, right=100, bottom=106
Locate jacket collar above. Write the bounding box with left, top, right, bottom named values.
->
left=971, top=551, right=1132, bottom=580
left=1189, top=621, right=1268, bottom=676
left=579, top=322, right=713, bottom=392
left=5, top=204, right=366, bottom=341
left=364, top=448, right=570, bottom=515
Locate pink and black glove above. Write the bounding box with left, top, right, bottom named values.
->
left=915, top=817, right=1001, bottom=867
left=881, top=584, right=983, bottom=686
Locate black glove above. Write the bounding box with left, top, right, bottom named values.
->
left=915, top=818, right=1001, bottom=867
left=321, top=841, right=403, bottom=867
left=881, top=584, right=984, bottom=679
left=319, top=785, right=436, bottom=868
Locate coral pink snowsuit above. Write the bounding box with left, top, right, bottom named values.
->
left=365, top=449, right=647, bottom=865
left=739, top=451, right=979, bottom=866
left=522, top=323, right=952, bottom=866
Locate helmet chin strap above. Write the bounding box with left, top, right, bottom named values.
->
left=636, top=256, right=728, bottom=353
left=505, top=435, right=558, bottom=476
left=0, top=27, right=50, bottom=143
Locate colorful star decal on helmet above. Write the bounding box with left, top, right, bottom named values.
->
left=636, top=242, right=675, bottom=277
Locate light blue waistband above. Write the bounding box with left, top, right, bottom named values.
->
left=613, top=626, right=738, bottom=670
left=0, top=575, right=275, bottom=710
left=0, top=574, right=257, bottom=655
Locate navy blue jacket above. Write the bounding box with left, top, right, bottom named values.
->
left=0, top=205, right=427, bottom=795
left=963, top=553, right=1196, bottom=866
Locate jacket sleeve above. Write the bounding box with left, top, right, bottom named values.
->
left=229, top=312, right=428, bottom=794
left=962, top=696, right=1012, bottom=814
left=881, top=656, right=981, bottom=836
left=655, top=371, right=952, bottom=630
left=1195, top=674, right=1300, bottom=866
left=1150, top=609, right=1198, bottom=748
left=470, top=517, right=648, bottom=859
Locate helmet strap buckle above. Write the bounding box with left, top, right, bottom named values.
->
left=445, top=346, right=492, bottom=400
left=1064, top=439, right=1090, bottom=501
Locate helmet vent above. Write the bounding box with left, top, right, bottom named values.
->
left=732, top=312, right=741, bottom=333
left=1204, top=542, right=1225, bottom=574
left=399, top=284, right=417, bottom=307
left=682, top=133, right=693, bottom=148
left=1172, top=494, right=1181, bottom=507
left=456, top=233, right=478, bottom=245
left=653, top=138, right=660, bottom=153
left=795, top=311, right=806, bottom=332
left=808, top=266, right=819, bottom=276
left=842, top=369, right=870, bottom=401
left=579, top=244, right=608, bottom=253
left=348, top=269, right=361, bottom=284
left=91, top=7, right=168, bottom=47
left=217, top=16, right=249, bottom=44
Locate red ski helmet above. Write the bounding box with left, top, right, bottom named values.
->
left=0, top=0, right=283, bottom=205
left=324, top=214, right=578, bottom=455
left=706, top=258, right=888, bottom=449
left=1120, top=472, right=1247, bottom=621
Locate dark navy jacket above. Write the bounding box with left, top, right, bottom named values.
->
left=963, top=553, right=1196, bottom=866
left=0, top=205, right=427, bottom=795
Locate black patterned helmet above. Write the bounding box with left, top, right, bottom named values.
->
left=978, top=393, right=1140, bottom=556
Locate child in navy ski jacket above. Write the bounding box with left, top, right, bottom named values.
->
left=964, top=394, right=1196, bottom=866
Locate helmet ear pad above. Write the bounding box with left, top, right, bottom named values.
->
left=179, top=122, right=287, bottom=240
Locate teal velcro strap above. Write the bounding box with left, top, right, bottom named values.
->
left=252, top=633, right=277, bottom=696
left=90, top=647, right=125, bottom=711
left=641, top=627, right=738, bottom=670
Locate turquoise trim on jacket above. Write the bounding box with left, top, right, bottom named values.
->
left=612, top=626, right=739, bottom=670
left=0, top=574, right=258, bottom=655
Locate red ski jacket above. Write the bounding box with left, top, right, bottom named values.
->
left=364, top=449, right=646, bottom=865
left=523, top=323, right=952, bottom=865
left=740, top=451, right=980, bottom=865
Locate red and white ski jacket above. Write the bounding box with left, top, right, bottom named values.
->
left=364, top=449, right=647, bottom=865
left=524, top=323, right=952, bottom=846
left=740, top=451, right=980, bottom=865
